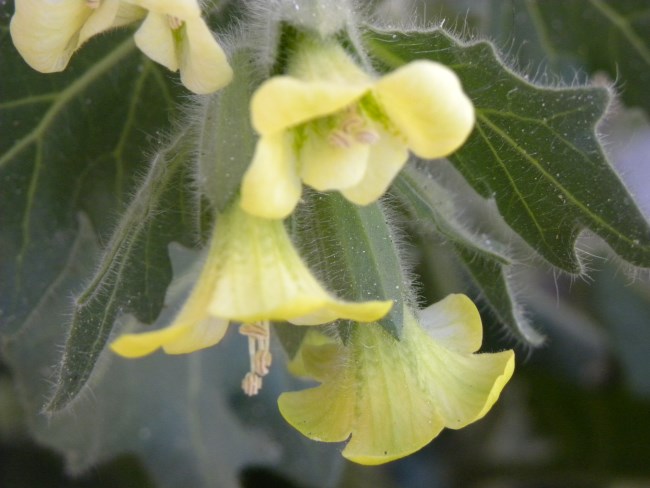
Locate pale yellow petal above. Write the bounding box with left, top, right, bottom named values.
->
left=410, top=318, right=515, bottom=428
left=299, top=135, right=370, bottom=191
left=110, top=320, right=191, bottom=358
left=418, top=294, right=483, bottom=353
left=289, top=299, right=392, bottom=326
left=162, top=316, right=229, bottom=354
left=251, top=77, right=370, bottom=134
left=341, top=128, right=409, bottom=205
left=179, top=18, right=233, bottom=94
left=79, top=0, right=142, bottom=46
left=111, top=240, right=227, bottom=357
left=280, top=301, right=515, bottom=465
left=125, top=0, right=200, bottom=19
left=134, top=12, right=178, bottom=71
left=286, top=332, right=338, bottom=379
left=208, top=205, right=386, bottom=324
left=279, top=322, right=446, bottom=465
left=374, top=60, right=475, bottom=159
left=10, top=0, right=90, bottom=72
left=240, top=133, right=302, bottom=219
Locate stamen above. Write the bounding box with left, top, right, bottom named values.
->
left=86, top=0, right=101, bottom=9
left=242, top=372, right=262, bottom=397
left=239, top=321, right=272, bottom=395
left=354, top=129, right=380, bottom=145
left=327, top=130, right=352, bottom=148
left=327, top=105, right=380, bottom=148
left=167, top=15, right=183, bottom=30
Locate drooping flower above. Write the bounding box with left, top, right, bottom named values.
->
left=240, top=39, right=475, bottom=219
left=110, top=202, right=392, bottom=394
left=279, top=294, right=515, bottom=465
left=125, top=0, right=233, bottom=94
left=10, top=0, right=144, bottom=72
left=10, top=0, right=232, bottom=94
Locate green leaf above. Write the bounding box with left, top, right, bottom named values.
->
left=521, top=0, right=650, bottom=114
left=365, top=26, right=650, bottom=272
left=0, top=20, right=181, bottom=335
left=46, top=132, right=199, bottom=412
left=295, top=192, right=406, bottom=340
left=391, top=165, right=544, bottom=345
left=197, top=48, right=259, bottom=212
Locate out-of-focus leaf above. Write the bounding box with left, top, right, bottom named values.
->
left=46, top=132, right=199, bottom=412
left=0, top=12, right=181, bottom=336
left=3, top=233, right=344, bottom=488
left=591, top=266, right=650, bottom=398
left=521, top=0, right=650, bottom=114
left=294, top=192, right=405, bottom=341
left=365, top=26, right=650, bottom=272
left=392, top=165, right=543, bottom=345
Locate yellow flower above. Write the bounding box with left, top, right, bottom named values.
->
left=10, top=0, right=144, bottom=72
left=110, top=202, right=391, bottom=394
left=279, top=294, right=515, bottom=465
left=125, top=0, right=233, bottom=94
left=240, top=41, right=475, bottom=219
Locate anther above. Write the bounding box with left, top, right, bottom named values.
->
left=167, top=15, right=183, bottom=30
left=327, top=130, right=352, bottom=148
left=239, top=321, right=272, bottom=395
left=86, top=0, right=101, bottom=9
left=242, top=372, right=262, bottom=396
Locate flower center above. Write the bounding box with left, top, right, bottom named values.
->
left=86, top=0, right=101, bottom=9
left=239, top=321, right=272, bottom=396
left=327, top=106, right=379, bottom=148
left=167, top=15, right=184, bottom=30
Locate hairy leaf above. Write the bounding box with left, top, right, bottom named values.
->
left=0, top=20, right=181, bottom=335
left=393, top=165, right=544, bottom=345
left=46, top=132, right=199, bottom=412
left=522, top=0, right=650, bottom=114
left=366, top=26, right=650, bottom=272
left=295, top=192, right=405, bottom=340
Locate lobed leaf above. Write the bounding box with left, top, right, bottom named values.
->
left=0, top=21, right=182, bottom=335
left=46, top=132, right=199, bottom=412
left=392, top=165, right=544, bottom=345
left=365, top=26, right=650, bottom=272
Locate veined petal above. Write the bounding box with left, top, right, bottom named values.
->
left=10, top=0, right=91, bottom=72
left=374, top=60, right=475, bottom=159
left=280, top=299, right=514, bottom=465
left=179, top=18, right=233, bottom=94
left=416, top=336, right=514, bottom=428
left=279, top=321, right=446, bottom=465
left=418, top=293, right=483, bottom=353
left=299, top=135, right=370, bottom=192
left=134, top=12, right=178, bottom=71
left=341, top=128, right=409, bottom=205
left=240, top=134, right=302, bottom=220
left=208, top=206, right=388, bottom=323
left=251, top=77, right=370, bottom=134
left=125, top=0, right=200, bottom=19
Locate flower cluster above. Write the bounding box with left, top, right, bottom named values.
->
left=11, top=4, right=514, bottom=464
left=9, top=0, right=232, bottom=94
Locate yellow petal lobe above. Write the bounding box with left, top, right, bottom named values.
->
left=374, top=60, right=475, bottom=159
left=279, top=297, right=514, bottom=465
